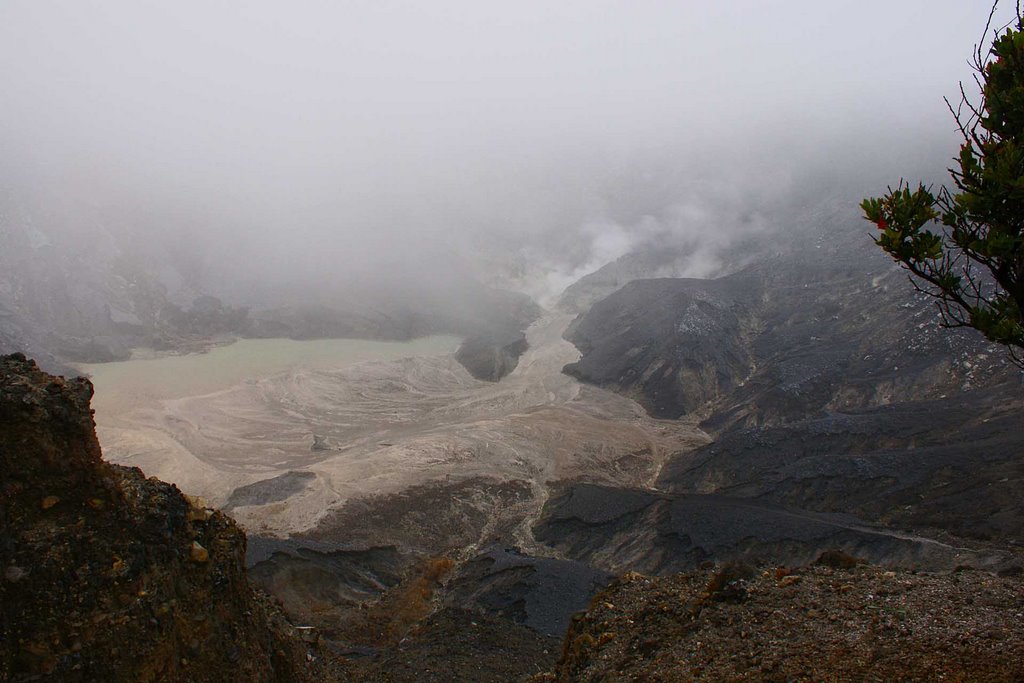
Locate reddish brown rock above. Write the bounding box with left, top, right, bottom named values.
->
left=0, top=353, right=308, bottom=682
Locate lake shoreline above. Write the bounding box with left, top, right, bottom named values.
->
left=75, top=335, right=462, bottom=418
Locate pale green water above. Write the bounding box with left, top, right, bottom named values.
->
left=76, top=336, right=461, bottom=417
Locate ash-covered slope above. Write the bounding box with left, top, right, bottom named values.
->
left=563, top=203, right=1017, bottom=423
left=541, top=201, right=1024, bottom=579
left=563, top=274, right=758, bottom=418
left=0, top=353, right=307, bottom=682
left=532, top=481, right=1019, bottom=577
left=657, top=388, right=1024, bottom=544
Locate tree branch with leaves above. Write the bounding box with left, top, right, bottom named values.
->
left=861, top=3, right=1024, bottom=366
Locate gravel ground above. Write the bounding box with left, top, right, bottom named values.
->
left=541, top=559, right=1024, bottom=682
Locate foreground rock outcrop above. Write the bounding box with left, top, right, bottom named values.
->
left=540, top=560, right=1024, bottom=682
left=0, top=353, right=307, bottom=682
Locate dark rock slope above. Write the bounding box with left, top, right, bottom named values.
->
left=0, top=353, right=307, bottom=682
left=657, top=387, right=1024, bottom=544
left=452, top=290, right=541, bottom=381
left=564, top=274, right=758, bottom=417
left=545, top=202, right=1024, bottom=582
left=563, top=208, right=1017, bottom=423
left=532, top=482, right=1019, bottom=577
left=443, top=547, right=612, bottom=638
left=455, top=333, right=529, bottom=381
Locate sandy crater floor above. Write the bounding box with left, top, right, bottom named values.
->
left=87, top=314, right=709, bottom=542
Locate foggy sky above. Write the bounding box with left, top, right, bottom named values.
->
left=0, top=1, right=1015, bottom=304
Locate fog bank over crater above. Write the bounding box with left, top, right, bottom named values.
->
left=1, top=1, right=1013, bottom=306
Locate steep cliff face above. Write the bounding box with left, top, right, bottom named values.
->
left=0, top=353, right=306, bottom=682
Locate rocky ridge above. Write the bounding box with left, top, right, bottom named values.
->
left=0, top=353, right=308, bottom=682
left=538, top=559, right=1024, bottom=682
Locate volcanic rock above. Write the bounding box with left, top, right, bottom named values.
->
left=0, top=353, right=308, bottom=682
